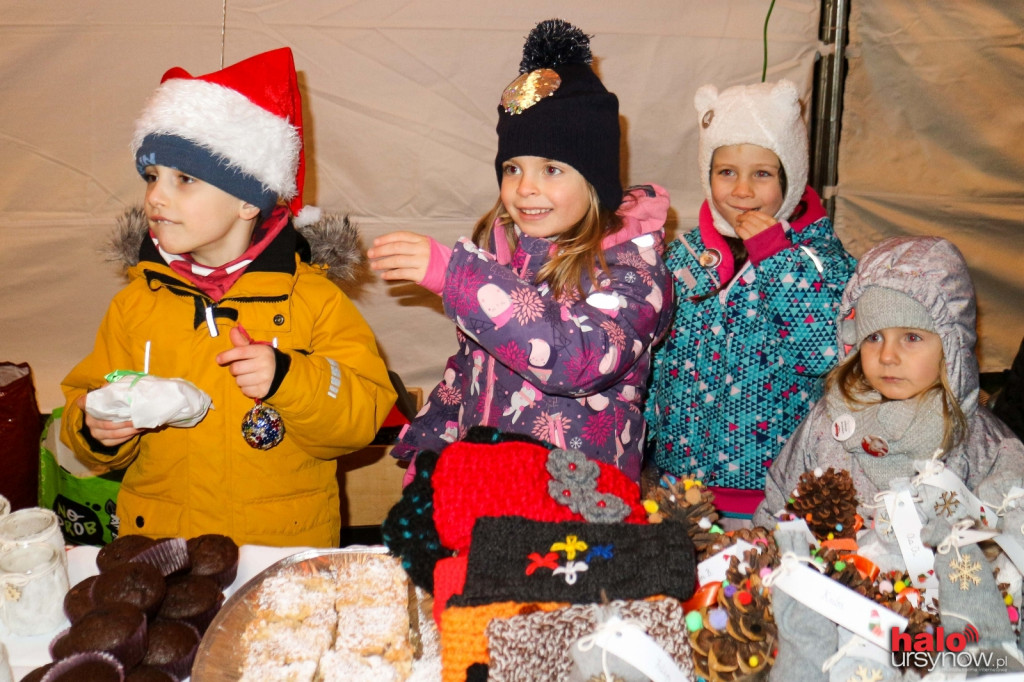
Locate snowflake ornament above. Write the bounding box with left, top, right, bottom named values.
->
left=934, top=490, right=961, bottom=518
left=872, top=508, right=895, bottom=540
left=949, top=554, right=983, bottom=591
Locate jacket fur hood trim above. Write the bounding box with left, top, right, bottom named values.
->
left=105, top=206, right=365, bottom=284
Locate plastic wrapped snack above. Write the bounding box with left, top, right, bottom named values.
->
left=84, top=373, right=212, bottom=429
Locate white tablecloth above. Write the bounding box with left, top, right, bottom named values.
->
left=2, top=543, right=313, bottom=681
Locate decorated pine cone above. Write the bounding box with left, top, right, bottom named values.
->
left=640, top=468, right=721, bottom=558
left=784, top=467, right=859, bottom=542
left=704, top=526, right=775, bottom=563
left=873, top=570, right=940, bottom=642
left=725, top=541, right=780, bottom=587
left=817, top=547, right=878, bottom=601
left=689, top=572, right=777, bottom=681
left=882, top=595, right=940, bottom=675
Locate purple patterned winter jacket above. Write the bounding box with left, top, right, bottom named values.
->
left=392, top=184, right=674, bottom=481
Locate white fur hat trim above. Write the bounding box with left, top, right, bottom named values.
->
left=130, top=78, right=300, bottom=200
left=694, top=79, right=808, bottom=238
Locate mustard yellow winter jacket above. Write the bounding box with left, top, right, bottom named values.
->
left=61, top=211, right=395, bottom=547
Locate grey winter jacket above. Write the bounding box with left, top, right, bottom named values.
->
left=753, top=237, right=1024, bottom=526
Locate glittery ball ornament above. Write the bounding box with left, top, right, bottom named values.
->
left=242, top=402, right=284, bottom=449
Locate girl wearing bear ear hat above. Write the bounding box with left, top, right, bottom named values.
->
left=645, top=80, right=856, bottom=523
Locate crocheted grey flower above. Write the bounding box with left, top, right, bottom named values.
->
left=546, top=448, right=630, bottom=523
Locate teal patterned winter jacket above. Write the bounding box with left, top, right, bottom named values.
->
left=644, top=187, right=855, bottom=514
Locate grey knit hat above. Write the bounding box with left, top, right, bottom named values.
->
left=841, top=286, right=935, bottom=347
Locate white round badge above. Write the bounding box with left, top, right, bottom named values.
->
left=831, top=414, right=856, bottom=441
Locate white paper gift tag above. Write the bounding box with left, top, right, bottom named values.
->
left=832, top=629, right=892, bottom=668
left=883, top=490, right=938, bottom=592
left=697, top=539, right=757, bottom=585
left=569, top=615, right=689, bottom=682
left=769, top=557, right=908, bottom=649
left=1004, top=486, right=1024, bottom=509
left=773, top=519, right=818, bottom=546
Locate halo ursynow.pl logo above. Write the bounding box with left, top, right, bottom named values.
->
left=890, top=625, right=1007, bottom=672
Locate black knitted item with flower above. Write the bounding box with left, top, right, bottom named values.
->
left=449, top=516, right=696, bottom=607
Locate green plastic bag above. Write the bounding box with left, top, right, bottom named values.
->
left=38, top=407, right=124, bottom=545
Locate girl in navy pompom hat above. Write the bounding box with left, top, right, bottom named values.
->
left=369, top=19, right=673, bottom=484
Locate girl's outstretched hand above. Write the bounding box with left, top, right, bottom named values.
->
left=368, top=231, right=432, bottom=284
left=734, top=209, right=778, bottom=241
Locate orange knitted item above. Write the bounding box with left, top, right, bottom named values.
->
left=439, top=600, right=566, bottom=682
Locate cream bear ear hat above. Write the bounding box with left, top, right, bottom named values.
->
left=694, top=79, right=809, bottom=238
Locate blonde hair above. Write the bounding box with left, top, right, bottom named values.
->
left=471, top=182, right=625, bottom=300
left=825, top=348, right=968, bottom=452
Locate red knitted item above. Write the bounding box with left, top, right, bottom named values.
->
left=431, top=439, right=646, bottom=554
left=433, top=555, right=469, bottom=626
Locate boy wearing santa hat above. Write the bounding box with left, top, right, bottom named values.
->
left=61, top=48, right=395, bottom=548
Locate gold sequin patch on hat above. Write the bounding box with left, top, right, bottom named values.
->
left=501, top=68, right=561, bottom=115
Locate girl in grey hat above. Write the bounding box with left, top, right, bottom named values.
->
left=755, top=236, right=1024, bottom=526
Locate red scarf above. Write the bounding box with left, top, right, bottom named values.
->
left=153, top=207, right=290, bottom=301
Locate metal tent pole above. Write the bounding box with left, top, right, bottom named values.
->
left=810, top=0, right=849, bottom=220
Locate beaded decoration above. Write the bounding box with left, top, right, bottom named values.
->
left=545, top=449, right=630, bottom=523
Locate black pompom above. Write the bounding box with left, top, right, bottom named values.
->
left=518, top=18, right=592, bottom=74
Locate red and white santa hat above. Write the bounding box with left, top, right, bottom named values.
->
left=131, top=47, right=319, bottom=225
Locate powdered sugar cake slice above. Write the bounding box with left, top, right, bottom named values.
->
left=195, top=547, right=417, bottom=682
left=317, top=649, right=406, bottom=682
left=333, top=553, right=410, bottom=606
left=238, top=658, right=318, bottom=682
left=249, top=571, right=338, bottom=622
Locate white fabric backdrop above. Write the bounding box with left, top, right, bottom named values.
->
left=834, top=0, right=1024, bottom=372
left=1, top=1, right=822, bottom=411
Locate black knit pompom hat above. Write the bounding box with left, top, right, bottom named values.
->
left=494, top=19, right=622, bottom=211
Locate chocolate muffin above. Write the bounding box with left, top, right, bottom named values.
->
left=157, top=574, right=223, bottom=635
left=93, top=560, right=166, bottom=617
left=40, top=651, right=124, bottom=682
left=64, top=574, right=99, bottom=624
left=186, top=534, right=239, bottom=588
left=96, top=535, right=156, bottom=573
left=131, top=537, right=190, bottom=577
left=141, top=619, right=200, bottom=680
left=51, top=603, right=148, bottom=670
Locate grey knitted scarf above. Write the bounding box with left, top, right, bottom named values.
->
left=825, top=388, right=945, bottom=490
